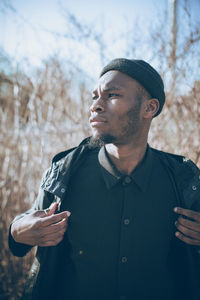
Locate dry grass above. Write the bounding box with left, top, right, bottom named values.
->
left=0, top=59, right=90, bottom=299
left=0, top=56, right=200, bottom=299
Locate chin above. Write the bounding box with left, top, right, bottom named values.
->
left=93, top=133, right=116, bottom=144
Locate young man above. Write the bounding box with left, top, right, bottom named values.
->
left=9, top=58, right=200, bottom=300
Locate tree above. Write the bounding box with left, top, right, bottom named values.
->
left=0, top=1, right=200, bottom=298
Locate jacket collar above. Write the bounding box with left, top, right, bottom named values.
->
left=41, top=144, right=91, bottom=198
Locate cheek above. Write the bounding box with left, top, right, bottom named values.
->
left=109, top=112, right=130, bottom=132
left=107, top=101, right=130, bottom=116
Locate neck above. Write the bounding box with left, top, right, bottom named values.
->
left=105, top=140, right=147, bottom=175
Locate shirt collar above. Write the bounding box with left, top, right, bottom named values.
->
left=98, top=145, right=153, bottom=191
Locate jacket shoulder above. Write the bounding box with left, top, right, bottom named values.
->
left=151, top=147, right=199, bottom=172
left=51, top=136, right=92, bottom=164
left=41, top=137, right=97, bottom=197
left=151, top=148, right=200, bottom=209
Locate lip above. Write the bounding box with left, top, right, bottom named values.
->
left=89, top=117, right=107, bottom=123
left=89, top=117, right=107, bottom=127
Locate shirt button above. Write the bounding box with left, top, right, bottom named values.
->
left=121, top=256, right=127, bottom=263
left=79, top=250, right=83, bottom=255
left=124, top=219, right=130, bottom=225
left=192, top=185, right=197, bottom=191
left=61, top=188, right=65, bottom=193
left=122, top=176, right=132, bottom=186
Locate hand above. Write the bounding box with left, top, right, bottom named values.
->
left=174, top=207, right=200, bottom=246
left=11, top=202, right=71, bottom=247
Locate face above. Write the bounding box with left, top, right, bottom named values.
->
left=89, top=70, right=145, bottom=145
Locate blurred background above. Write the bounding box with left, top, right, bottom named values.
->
left=0, top=0, right=200, bottom=299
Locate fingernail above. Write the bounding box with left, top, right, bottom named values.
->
left=67, top=211, right=71, bottom=217
left=174, top=207, right=178, bottom=212
left=175, top=231, right=179, bottom=237
left=175, top=221, right=178, bottom=226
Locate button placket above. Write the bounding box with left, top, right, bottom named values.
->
left=122, top=176, right=132, bottom=186
left=121, top=256, right=128, bottom=263
left=124, top=219, right=130, bottom=225
left=79, top=250, right=83, bottom=255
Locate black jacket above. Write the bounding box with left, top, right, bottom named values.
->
left=9, top=138, right=200, bottom=300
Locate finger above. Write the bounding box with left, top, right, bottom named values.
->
left=40, top=226, right=66, bottom=242
left=31, top=218, right=67, bottom=244
left=41, top=202, right=58, bottom=218
left=39, top=238, right=63, bottom=247
left=177, top=216, right=200, bottom=233
left=39, top=240, right=62, bottom=247
left=38, top=232, right=66, bottom=247
left=44, top=218, right=68, bottom=235
left=175, top=231, right=200, bottom=246
left=174, top=207, right=200, bottom=222
left=175, top=221, right=200, bottom=240
left=41, top=211, right=71, bottom=226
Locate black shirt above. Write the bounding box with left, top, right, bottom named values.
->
left=59, top=146, right=189, bottom=300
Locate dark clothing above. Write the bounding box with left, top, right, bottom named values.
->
left=59, top=146, right=189, bottom=300
left=8, top=139, right=200, bottom=300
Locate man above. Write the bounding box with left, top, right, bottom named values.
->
left=9, top=58, right=200, bottom=300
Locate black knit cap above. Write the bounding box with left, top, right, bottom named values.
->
left=100, top=58, right=165, bottom=117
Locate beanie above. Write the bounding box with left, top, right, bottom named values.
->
left=100, top=58, right=165, bottom=117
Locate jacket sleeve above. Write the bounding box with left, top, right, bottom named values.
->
left=8, top=170, right=55, bottom=257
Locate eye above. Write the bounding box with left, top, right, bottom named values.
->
left=108, top=93, right=121, bottom=98
left=92, top=95, right=98, bottom=101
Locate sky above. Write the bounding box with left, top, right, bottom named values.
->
left=0, top=0, right=199, bottom=81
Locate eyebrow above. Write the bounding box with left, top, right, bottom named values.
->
left=92, top=86, right=122, bottom=94
left=103, top=86, right=122, bottom=92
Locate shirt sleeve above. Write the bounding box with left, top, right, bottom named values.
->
left=8, top=224, right=33, bottom=257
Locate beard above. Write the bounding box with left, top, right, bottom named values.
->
left=89, top=101, right=142, bottom=149
left=88, top=134, right=116, bottom=148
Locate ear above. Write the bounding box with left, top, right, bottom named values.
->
left=142, top=99, right=160, bottom=119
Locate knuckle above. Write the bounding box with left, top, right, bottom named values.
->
left=177, top=232, right=184, bottom=240
left=48, top=241, right=55, bottom=246
left=44, top=241, right=53, bottom=247
left=183, top=227, right=190, bottom=235
left=34, top=219, right=42, bottom=228
left=57, top=234, right=63, bottom=242
left=191, top=239, right=200, bottom=246
left=40, top=235, right=47, bottom=243
left=33, top=211, right=40, bottom=217
left=178, top=216, right=186, bottom=225
left=33, top=210, right=43, bottom=217
left=58, top=233, right=64, bottom=240
left=46, top=241, right=53, bottom=247
left=51, top=239, right=60, bottom=246
left=61, top=225, right=67, bottom=233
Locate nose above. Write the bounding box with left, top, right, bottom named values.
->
left=90, top=98, right=105, bottom=113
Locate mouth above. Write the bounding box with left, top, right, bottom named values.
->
left=89, top=117, right=107, bottom=127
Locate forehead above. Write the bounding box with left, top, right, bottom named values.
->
left=93, top=70, right=138, bottom=92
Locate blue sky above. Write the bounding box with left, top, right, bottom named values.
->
left=0, top=0, right=167, bottom=66
left=0, top=0, right=199, bottom=81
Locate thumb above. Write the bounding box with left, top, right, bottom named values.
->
left=42, top=202, right=58, bottom=217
